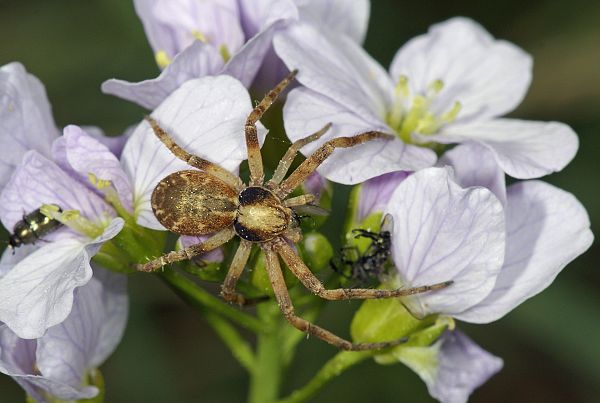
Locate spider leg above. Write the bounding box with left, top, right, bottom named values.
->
left=263, top=246, right=407, bottom=351
left=246, top=70, right=298, bottom=186
left=276, top=240, right=453, bottom=299
left=145, top=116, right=242, bottom=190
left=284, top=194, right=316, bottom=208
left=135, top=227, right=236, bottom=272
left=267, top=123, right=331, bottom=188
left=275, top=131, right=394, bottom=198
left=220, top=240, right=268, bottom=305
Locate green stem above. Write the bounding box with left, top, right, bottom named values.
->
left=159, top=269, right=264, bottom=333
left=248, top=302, right=284, bottom=403
left=277, top=351, right=374, bottom=403
left=204, top=312, right=255, bottom=372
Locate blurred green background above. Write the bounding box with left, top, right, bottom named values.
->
left=0, top=0, right=598, bottom=402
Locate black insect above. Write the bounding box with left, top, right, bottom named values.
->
left=7, top=205, right=63, bottom=249
left=331, top=214, right=393, bottom=287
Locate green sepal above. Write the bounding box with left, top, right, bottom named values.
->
left=350, top=296, right=435, bottom=344
left=297, top=232, right=333, bottom=273
left=35, top=368, right=105, bottom=403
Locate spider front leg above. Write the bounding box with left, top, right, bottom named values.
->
left=276, top=241, right=453, bottom=299
left=262, top=246, right=407, bottom=351
left=246, top=70, right=298, bottom=186
left=135, top=227, right=236, bottom=272
left=275, top=131, right=394, bottom=198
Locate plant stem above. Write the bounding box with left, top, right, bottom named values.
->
left=277, top=351, right=373, bottom=403
left=159, top=269, right=264, bottom=333
left=204, top=312, right=255, bottom=372
left=248, top=302, right=284, bottom=403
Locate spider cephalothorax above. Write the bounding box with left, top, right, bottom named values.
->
left=135, top=71, right=452, bottom=351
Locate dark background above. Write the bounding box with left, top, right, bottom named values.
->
left=0, top=0, right=598, bottom=402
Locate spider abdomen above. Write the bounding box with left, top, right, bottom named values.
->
left=152, top=170, right=238, bottom=235
left=234, top=187, right=291, bottom=242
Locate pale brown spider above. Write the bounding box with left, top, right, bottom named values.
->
left=134, top=71, right=452, bottom=351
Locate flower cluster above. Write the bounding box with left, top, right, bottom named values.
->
left=0, top=1, right=593, bottom=402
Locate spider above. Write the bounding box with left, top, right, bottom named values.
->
left=134, top=71, right=452, bottom=351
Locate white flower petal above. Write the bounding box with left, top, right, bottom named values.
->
left=357, top=171, right=410, bottom=222
left=385, top=167, right=505, bottom=317
left=438, top=119, right=579, bottom=179
left=0, top=151, right=112, bottom=231
left=90, top=268, right=128, bottom=367
left=0, top=62, right=59, bottom=189
left=0, top=325, right=97, bottom=401
left=0, top=219, right=123, bottom=339
left=283, top=87, right=436, bottom=184
left=296, top=0, right=370, bottom=43
left=238, top=0, right=298, bottom=37
left=121, top=76, right=265, bottom=229
left=389, top=17, right=532, bottom=122
left=36, top=277, right=104, bottom=389
left=274, top=22, right=394, bottom=121
left=439, top=143, right=506, bottom=205
left=456, top=181, right=593, bottom=323
left=101, top=41, right=224, bottom=110
left=53, top=126, right=133, bottom=210
left=134, top=0, right=244, bottom=58
left=0, top=244, right=38, bottom=278
left=430, top=330, right=503, bottom=403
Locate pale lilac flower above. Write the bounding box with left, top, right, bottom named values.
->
left=120, top=75, right=266, bottom=230
left=356, top=171, right=409, bottom=223
left=439, top=143, right=593, bottom=322
left=102, top=0, right=298, bottom=109
left=274, top=17, right=578, bottom=184
left=384, top=167, right=506, bottom=318
left=0, top=127, right=128, bottom=338
left=389, top=330, right=503, bottom=403
left=0, top=62, right=60, bottom=190
left=0, top=268, right=127, bottom=402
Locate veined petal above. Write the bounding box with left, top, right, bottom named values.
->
left=53, top=126, right=133, bottom=210
left=456, top=181, right=593, bottom=323
left=0, top=244, right=37, bottom=278
left=438, top=119, right=579, bottom=179
left=101, top=41, right=224, bottom=110
left=179, top=236, right=224, bottom=263
left=439, top=143, right=506, bottom=206
left=0, top=151, right=113, bottom=231
left=283, top=87, right=436, bottom=184
left=36, top=277, right=104, bottom=390
left=134, top=0, right=244, bottom=59
left=121, top=76, right=266, bottom=230
left=296, top=0, right=370, bottom=44
left=80, top=125, right=132, bottom=159
left=274, top=22, right=394, bottom=122
left=90, top=268, right=128, bottom=367
left=0, top=218, right=123, bottom=339
left=385, top=167, right=505, bottom=317
left=238, top=0, right=298, bottom=37
left=0, top=325, right=97, bottom=401
left=0, top=62, right=59, bottom=189
left=389, top=17, right=532, bottom=122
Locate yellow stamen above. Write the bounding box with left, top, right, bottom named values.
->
left=441, top=101, right=462, bottom=123
left=219, top=44, right=231, bottom=63
left=395, top=75, right=410, bottom=98
left=191, top=30, right=208, bottom=43
left=155, top=51, right=172, bottom=69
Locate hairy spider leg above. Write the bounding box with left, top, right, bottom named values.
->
left=276, top=240, right=453, bottom=299
left=275, top=131, right=394, bottom=198
left=145, top=116, right=243, bottom=190
left=262, top=246, right=407, bottom=351
left=266, top=122, right=331, bottom=188
left=245, top=70, right=298, bottom=186
left=135, top=227, right=236, bottom=272
left=220, top=240, right=269, bottom=306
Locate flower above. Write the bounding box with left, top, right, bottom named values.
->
left=0, top=267, right=128, bottom=402
left=0, top=128, right=127, bottom=338
left=391, top=330, right=503, bottom=403
left=274, top=17, right=579, bottom=184
left=0, top=62, right=60, bottom=190
left=101, top=0, right=298, bottom=109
